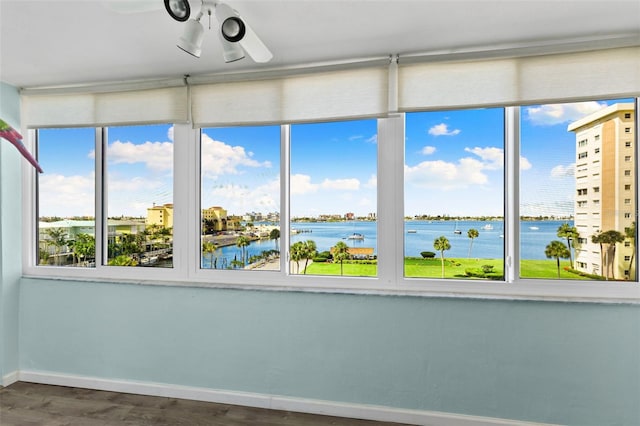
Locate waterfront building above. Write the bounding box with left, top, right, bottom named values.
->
left=202, top=206, right=228, bottom=232
left=568, top=103, right=636, bottom=279
left=146, top=203, right=174, bottom=229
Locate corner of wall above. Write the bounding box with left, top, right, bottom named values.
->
left=0, top=80, right=22, bottom=382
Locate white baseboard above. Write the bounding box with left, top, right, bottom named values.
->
left=2, top=370, right=19, bottom=387
left=17, top=370, right=555, bottom=426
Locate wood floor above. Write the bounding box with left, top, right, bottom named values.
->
left=0, top=382, right=409, bottom=426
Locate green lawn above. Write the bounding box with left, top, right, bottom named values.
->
left=303, top=257, right=592, bottom=280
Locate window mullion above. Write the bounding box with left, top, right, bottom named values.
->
left=95, top=127, right=106, bottom=269
left=378, top=113, right=405, bottom=286
left=504, top=106, right=520, bottom=282
left=281, top=124, right=291, bottom=275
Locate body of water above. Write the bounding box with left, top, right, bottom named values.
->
left=202, top=220, right=572, bottom=268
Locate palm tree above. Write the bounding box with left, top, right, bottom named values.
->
left=595, top=230, right=625, bottom=280
left=602, top=230, right=625, bottom=280
left=545, top=240, right=571, bottom=278
left=235, top=235, right=251, bottom=266
left=332, top=241, right=350, bottom=276
left=301, top=240, right=317, bottom=274
left=290, top=241, right=304, bottom=273
left=433, top=235, right=451, bottom=278
left=269, top=228, right=280, bottom=251
left=625, top=222, right=636, bottom=280
left=467, top=228, right=479, bottom=258
left=202, top=241, right=217, bottom=269
left=45, top=227, right=68, bottom=266
left=557, top=223, right=580, bottom=268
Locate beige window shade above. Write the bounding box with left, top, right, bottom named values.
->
left=398, top=47, right=640, bottom=111
left=21, top=86, right=189, bottom=128
left=191, top=66, right=389, bottom=126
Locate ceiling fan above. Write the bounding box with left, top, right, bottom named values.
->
left=105, top=0, right=273, bottom=63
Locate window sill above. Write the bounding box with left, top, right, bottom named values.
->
left=22, top=267, right=640, bottom=305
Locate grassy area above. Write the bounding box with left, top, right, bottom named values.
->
left=303, top=257, right=592, bottom=280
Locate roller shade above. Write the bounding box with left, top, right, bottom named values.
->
left=398, top=46, right=640, bottom=111
left=21, top=86, right=189, bottom=128
left=191, top=66, right=389, bottom=126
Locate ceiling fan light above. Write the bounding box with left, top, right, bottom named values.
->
left=219, top=33, right=245, bottom=63
left=177, top=19, right=204, bottom=58
left=164, top=0, right=191, bottom=22
left=221, top=16, right=246, bottom=42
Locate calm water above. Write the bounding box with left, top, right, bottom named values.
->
left=202, top=220, right=571, bottom=268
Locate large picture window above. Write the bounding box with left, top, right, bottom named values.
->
left=27, top=97, right=638, bottom=301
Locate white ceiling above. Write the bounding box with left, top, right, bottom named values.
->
left=1, top=0, right=639, bottom=89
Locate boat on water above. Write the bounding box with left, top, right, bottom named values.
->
left=347, top=232, right=365, bottom=240
left=407, top=229, right=417, bottom=234
left=529, top=226, right=539, bottom=230
left=453, top=222, right=462, bottom=234
left=481, top=224, right=493, bottom=230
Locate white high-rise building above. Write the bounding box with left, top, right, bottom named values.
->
left=568, top=103, right=636, bottom=280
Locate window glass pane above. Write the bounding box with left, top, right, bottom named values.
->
left=290, top=119, right=378, bottom=277
left=520, top=99, right=636, bottom=281
left=106, top=124, right=173, bottom=268
left=37, top=127, right=95, bottom=267
left=200, top=126, right=280, bottom=271
left=404, top=109, right=505, bottom=280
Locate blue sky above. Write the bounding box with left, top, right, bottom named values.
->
left=37, top=99, right=631, bottom=219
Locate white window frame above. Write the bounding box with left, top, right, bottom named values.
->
left=22, top=104, right=640, bottom=304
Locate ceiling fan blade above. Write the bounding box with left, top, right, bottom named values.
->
left=102, top=0, right=163, bottom=14
left=215, top=3, right=273, bottom=63
left=237, top=19, right=273, bottom=63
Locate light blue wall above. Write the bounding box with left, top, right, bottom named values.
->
left=19, top=278, right=640, bottom=426
left=0, top=81, right=22, bottom=381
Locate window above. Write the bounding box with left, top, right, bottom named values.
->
left=25, top=89, right=638, bottom=301
left=626, top=141, right=632, bottom=148
left=290, top=119, right=378, bottom=276
left=37, top=127, right=95, bottom=267
left=106, top=124, right=174, bottom=268
left=594, top=148, right=600, bottom=154
left=520, top=98, right=636, bottom=280
left=404, top=108, right=504, bottom=280
left=199, top=125, right=281, bottom=271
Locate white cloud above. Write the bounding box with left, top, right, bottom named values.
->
left=421, top=146, right=437, bottom=155
left=550, top=163, right=575, bottom=179
left=520, top=156, right=532, bottom=171
left=365, top=174, right=377, bottom=188
left=201, top=134, right=271, bottom=179
left=320, top=178, right=360, bottom=190
left=525, top=101, right=608, bottom=126
left=108, top=140, right=173, bottom=172
left=38, top=173, right=95, bottom=217
left=465, top=146, right=503, bottom=170
left=405, top=158, right=487, bottom=190
left=290, top=174, right=319, bottom=195
left=366, top=134, right=378, bottom=144
left=205, top=179, right=279, bottom=212
left=428, top=123, right=461, bottom=136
